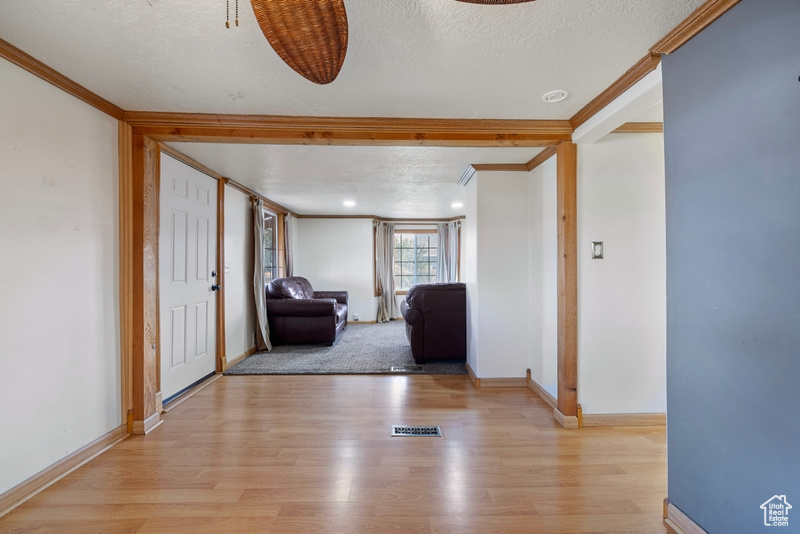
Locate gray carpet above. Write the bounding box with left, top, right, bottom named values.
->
left=224, top=320, right=467, bottom=375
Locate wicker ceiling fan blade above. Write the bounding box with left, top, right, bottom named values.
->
left=250, top=0, right=348, bottom=85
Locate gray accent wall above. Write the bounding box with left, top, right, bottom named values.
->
left=662, top=1, right=800, bottom=532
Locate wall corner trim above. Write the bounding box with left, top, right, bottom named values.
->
left=664, top=498, right=709, bottom=534
left=0, top=425, right=128, bottom=519
left=554, top=408, right=579, bottom=429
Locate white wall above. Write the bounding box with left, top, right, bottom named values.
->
left=0, top=58, right=121, bottom=494
left=293, top=218, right=377, bottom=321
left=223, top=185, right=255, bottom=362
left=467, top=171, right=531, bottom=379
left=577, top=133, right=667, bottom=414
left=528, top=158, right=558, bottom=398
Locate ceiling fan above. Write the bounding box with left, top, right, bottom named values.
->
left=244, top=0, right=537, bottom=85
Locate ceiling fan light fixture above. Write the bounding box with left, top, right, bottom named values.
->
left=250, top=0, right=349, bottom=85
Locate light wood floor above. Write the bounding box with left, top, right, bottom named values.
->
left=0, top=375, right=676, bottom=533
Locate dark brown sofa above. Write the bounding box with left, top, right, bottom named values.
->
left=265, top=277, right=348, bottom=346
left=400, top=282, right=466, bottom=363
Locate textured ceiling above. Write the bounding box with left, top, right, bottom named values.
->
left=167, top=143, right=542, bottom=218
left=0, top=0, right=701, bottom=216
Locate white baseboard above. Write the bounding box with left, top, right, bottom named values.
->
left=0, top=424, right=128, bottom=518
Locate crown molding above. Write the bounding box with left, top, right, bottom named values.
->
left=651, top=0, right=742, bottom=55
left=526, top=146, right=558, bottom=172
left=0, top=38, right=124, bottom=120
left=612, top=122, right=663, bottom=134
left=569, top=54, right=661, bottom=131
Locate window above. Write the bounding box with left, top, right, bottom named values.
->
left=263, top=210, right=278, bottom=281
left=394, top=232, right=438, bottom=291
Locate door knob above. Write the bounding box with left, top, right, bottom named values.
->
left=211, top=284, right=221, bottom=291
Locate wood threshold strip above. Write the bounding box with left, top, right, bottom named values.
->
left=650, top=0, right=742, bottom=55
left=613, top=122, right=663, bottom=134
left=0, top=425, right=128, bottom=518
left=0, top=38, right=124, bottom=120
left=570, top=54, right=661, bottom=130
left=123, top=112, right=573, bottom=147
left=663, top=498, right=709, bottom=534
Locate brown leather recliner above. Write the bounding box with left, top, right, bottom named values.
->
left=400, top=282, right=466, bottom=363
left=266, top=277, right=348, bottom=346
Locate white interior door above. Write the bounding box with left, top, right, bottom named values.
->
left=159, top=153, right=218, bottom=400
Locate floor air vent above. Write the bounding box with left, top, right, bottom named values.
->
left=390, top=365, right=423, bottom=373
left=391, top=425, right=442, bottom=437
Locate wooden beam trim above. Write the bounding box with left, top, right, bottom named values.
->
left=0, top=38, right=124, bottom=120
left=124, top=113, right=573, bottom=147
left=0, top=425, right=128, bottom=518
left=224, top=178, right=293, bottom=216
left=130, top=135, right=161, bottom=424
left=526, top=146, right=558, bottom=172
left=123, top=111, right=573, bottom=133
left=128, top=128, right=571, bottom=147
left=159, top=143, right=224, bottom=180
left=569, top=54, right=661, bottom=131
left=470, top=163, right=529, bottom=172
left=650, top=0, right=742, bottom=55
left=612, top=122, right=664, bottom=134
left=118, top=122, right=134, bottom=425
left=216, top=178, right=226, bottom=373
left=556, top=141, right=578, bottom=418
left=293, top=215, right=465, bottom=223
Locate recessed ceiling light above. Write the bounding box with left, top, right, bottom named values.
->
left=343, top=200, right=356, bottom=207
left=451, top=201, right=464, bottom=208
left=542, top=90, right=569, bottom=103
